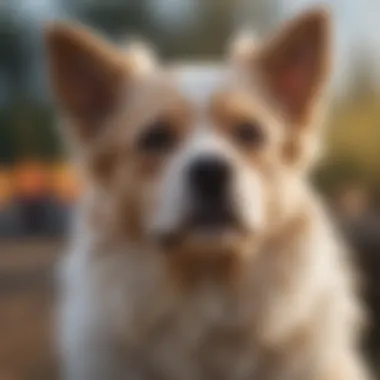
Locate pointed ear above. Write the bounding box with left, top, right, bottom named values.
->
left=256, top=8, right=332, bottom=126
left=45, top=23, right=129, bottom=141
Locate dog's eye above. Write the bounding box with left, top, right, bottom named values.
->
left=137, top=121, right=176, bottom=152
left=233, top=121, right=265, bottom=147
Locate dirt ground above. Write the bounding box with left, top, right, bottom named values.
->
left=0, top=240, right=62, bottom=380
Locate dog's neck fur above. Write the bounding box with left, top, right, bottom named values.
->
left=69, top=181, right=344, bottom=343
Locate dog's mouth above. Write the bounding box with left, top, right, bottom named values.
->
left=156, top=202, right=248, bottom=252
left=186, top=201, right=239, bottom=232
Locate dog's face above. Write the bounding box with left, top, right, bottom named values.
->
left=46, top=8, right=331, bottom=260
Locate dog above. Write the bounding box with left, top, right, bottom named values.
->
left=46, top=7, right=370, bottom=380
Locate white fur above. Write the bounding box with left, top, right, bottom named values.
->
left=173, top=64, right=228, bottom=109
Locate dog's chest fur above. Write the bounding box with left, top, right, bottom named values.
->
left=64, top=250, right=260, bottom=380
left=141, top=288, right=257, bottom=380
left=61, top=216, right=331, bottom=380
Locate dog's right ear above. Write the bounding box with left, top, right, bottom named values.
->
left=45, top=23, right=129, bottom=142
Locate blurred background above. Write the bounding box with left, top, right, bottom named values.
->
left=0, top=0, right=380, bottom=379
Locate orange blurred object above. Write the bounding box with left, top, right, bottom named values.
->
left=13, top=162, right=49, bottom=198
left=0, top=162, right=81, bottom=204
left=0, top=168, right=13, bottom=206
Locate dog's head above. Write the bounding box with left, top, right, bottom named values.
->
left=46, top=8, right=331, bottom=261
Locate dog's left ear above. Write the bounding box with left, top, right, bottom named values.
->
left=45, top=23, right=131, bottom=143
left=257, top=8, right=332, bottom=126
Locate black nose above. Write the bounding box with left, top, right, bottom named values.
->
left=188, top=156, right=231, bottom=201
